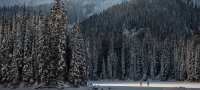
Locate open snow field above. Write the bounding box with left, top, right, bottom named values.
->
left=89, top=81, right=200, bottom=90
left=1, top=81, right=200, bottom=90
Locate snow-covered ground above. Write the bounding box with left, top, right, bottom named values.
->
left=89, top=81, right=200, bottom=90
left=87, top=0, right=129, bottom=17
left=1, top=81, right=200, bottom=90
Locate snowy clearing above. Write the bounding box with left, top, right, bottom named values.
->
left=88, top=81, right=200, bottom=90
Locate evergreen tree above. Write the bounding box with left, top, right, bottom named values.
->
left=17, top=4, right=27, bottom=81
left=194, top=33, right=200, bottom=81
left=186, top=39, right=195, bottom=81
left=142, top=28, right=152, bottom=81
left=23, top=13, right=34, bottom=86
left=136, top=41, right=142, bottom=80
left=68, top=24, right=85, bottom=86
left=0, top=9, right=5, bottom=44
left=10, top=11, right=20, bottom=87
left=160, top=38, right=170, bottom=81
left=179, top=36, right=187, bottom=81
left=113, top=52, right=118, bottom=79
left=173, top=37, right=179, bottom=80
left=47, top=0, right=68, bottom=85
left=85, top=40, right=90, bottom=83
left=92, top=41, right=98, bottom=80
left=0, top=9, right=6, bottom=83
left=121, top=39, right=125, bottom=80
left=150, top=38, right=159, bottom=79
left=128, top=38, right=134, bottom=80
left=57, top=3, right=68, bottom=85
left=1, top=32, right=11, bottom=87
left=101, top=58, right=106, bottom=79
left=35, top=17, right=52, bottom=85
left=107, top=38, right=114, bottom=79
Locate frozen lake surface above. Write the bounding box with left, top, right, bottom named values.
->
left=89, top=80, right=200, bottom=90
left=0, top=81, right=200, bottom=90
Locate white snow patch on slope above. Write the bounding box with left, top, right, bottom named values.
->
left=87, top=0, right=130, bottom=17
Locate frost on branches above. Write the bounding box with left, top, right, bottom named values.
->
left=0, top=0, right=88, bottom=88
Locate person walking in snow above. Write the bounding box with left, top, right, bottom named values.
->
left=147, top=81, right=149, bottom=86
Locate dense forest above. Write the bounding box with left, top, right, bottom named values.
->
left=81, top=0, right=200, bottom=81
left=0, top=0, right=99, bottom=24
left=0, top=0, right=200, bottom=89
left=0, top=0, right=89, bottom=88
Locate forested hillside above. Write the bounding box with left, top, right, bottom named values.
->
left=0, top=0, right=128, bottom=24
left=0, top=0, right=200, bottom=89
left=0, top=0, right=88, bottom=88
left=81, top=0, right=200, bottom=81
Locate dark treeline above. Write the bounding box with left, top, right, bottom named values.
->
left=81, top=0, right=200, bottom=81
left=0, top=0, right=89, bottom=88
left=0, top=0, right=97, bottom=24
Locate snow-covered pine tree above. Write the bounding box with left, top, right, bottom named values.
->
left=107, top=38, right=114, bottom=79
left=8, top=16, right=13, bottom=42
left=136, top=40, right=142, bottom=80
left=160, top=38, right=170, bottom=81
left=89, top=40, right=93, bottom=80
left=121, top=38, right=125, bottom=80
left=23, top=13, right=34, bottom=86
left=47, top=0, right=68, bottom=85
left=132, top=37, right=138, bottom=81
left=186, top=39, right=195, bottom=81
left=1, top=30, right=11, bottom=87
left=194, top=33, right=200, bottom=82
left=75, top=24, right=87, bottom=86
left=92, top=40, right=98, bottom=80
left=41, top=16, right=53, bottom=86
left=141, top=42, right=148, bottom=81
left=179, top=36, right=187, bottom=81
left=113, top=52, right=118, bottom=79
left=35, top=13, right=47, bottom=85
left=10, top=11, right=20, bottom=87
left=194, top=46, right=200, bottom=82
left=68, top=24, right=84, bottom=86
left=106, top=52, right=112, bottom=79
left=0, top=9, right=5, bottom=44
left=128, top=38, right=134, bottom=80
left=18, top=4, right=27, bottom=81
left=31, top=10, right=37, bottom=84
left=150, top=38, right=159, bottom=80
left=85, top=39, right=90, bottom=83
left=9, top=18, right=19, bottom=87
left=142, top=28, right=152, bottom=81
left=101, top=58, right=106, bottom=79
left=173, top=37, right=180, bottom=80
left=57, top=3, right=68, bottom=86
left=0, top=9, right=6, bottom=83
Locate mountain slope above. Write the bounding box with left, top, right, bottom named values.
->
left=0, top=0, right=54, bottom=7
left=81, top=0, right=200, bottom=39
left=0, top=0, right=128, bottom=23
